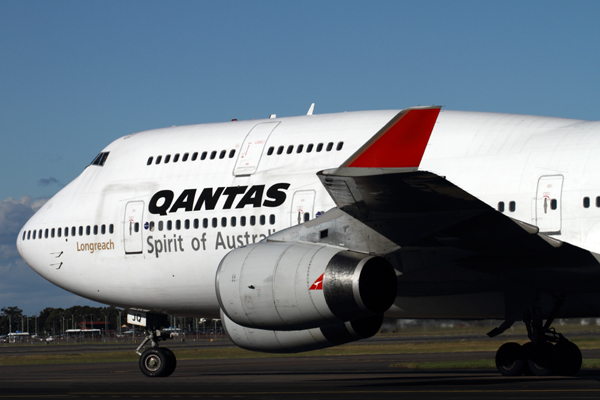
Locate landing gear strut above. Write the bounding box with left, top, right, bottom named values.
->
left=491, top=295, right=582, bottom=377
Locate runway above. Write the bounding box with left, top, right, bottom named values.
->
left=2, top=349, right=600, bottom=399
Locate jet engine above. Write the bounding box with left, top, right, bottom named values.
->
left=221, top=310, right=384, bottom=353
left=216, top=242, right=397, bottom=331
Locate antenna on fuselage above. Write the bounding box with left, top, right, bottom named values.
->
left=307, top=103, right=315, bottom=115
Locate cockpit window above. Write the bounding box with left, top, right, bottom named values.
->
left=90, top=152, right=110, bottom=167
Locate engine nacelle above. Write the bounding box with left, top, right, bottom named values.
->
left=216, top=242, right=397, bottom=331
left=221, top=310, right=384, bottom=353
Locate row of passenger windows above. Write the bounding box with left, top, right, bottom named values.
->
left=583, top=197, right=600, bottom=208
left=146, top=141, right=345, bottom=166
left=267, top=141, right=344, bottom=156
left=497, top=201, right=517, bottom=212
left=146, top=215, right=277, bottom=232
left=22, top=224, right=115, bottom=241
left=147, top=149, right=237, bottom=166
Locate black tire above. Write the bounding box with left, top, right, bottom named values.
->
left=139, top=348, right=169, bottom=378
left=556, top=340, right=582, bottom=376
left=527, top=342, right=559, bottom=376
left=162, top=347, right=177, bottom=377
left=495, top=342, right=526, bottom=376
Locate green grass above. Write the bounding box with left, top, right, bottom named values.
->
left=3, top=336, right=600, bottom=366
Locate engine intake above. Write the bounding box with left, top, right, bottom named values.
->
left=216, top=242, right=397, bottom=331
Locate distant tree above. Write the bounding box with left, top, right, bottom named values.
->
left=0, top=307, right=24, bottom=335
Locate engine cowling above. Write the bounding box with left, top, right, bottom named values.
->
left=221, top=310, right=384, bottom=353
left=216, top=242, right=397, bottom=331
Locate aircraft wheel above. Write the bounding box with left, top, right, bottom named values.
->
left=527, top=342, right=559, bottom=376
left=556, top=340, right=582, bottom=376
left=162, top=347, right=177, bottom=377
left=139, top=348, right=169, bottom=377
left=495, top=342, right=526, bottom=376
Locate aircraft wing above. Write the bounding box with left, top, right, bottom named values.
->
left=316, top=107, right=600, bottom=289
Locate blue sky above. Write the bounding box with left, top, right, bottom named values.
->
left=2, top=0, right=600, bottom=315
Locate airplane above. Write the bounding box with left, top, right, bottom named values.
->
left=16, top=105, right=600, bottom=378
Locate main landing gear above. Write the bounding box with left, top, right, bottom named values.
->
left=491, top=296, right=582, bottom=377
left=136, top=328, right=177, bottom=377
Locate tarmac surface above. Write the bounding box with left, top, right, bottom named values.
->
left=2, top=344, right=600, bottom=399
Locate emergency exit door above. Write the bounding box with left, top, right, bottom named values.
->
left=535, top=175, right=563, bottom=234
left=233, top=122, right=279, bottom=176
left=124, top=201, right=144, bottom=254
left=291, top=190, right=315, bottom=226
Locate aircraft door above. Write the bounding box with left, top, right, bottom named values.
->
left=290, top=190, right=315, bottom=226
left=535, top=175, right=564, bottom=234
left=233, top=122, right=280, bottom=176
left=124, top=201, right=144, bottom=254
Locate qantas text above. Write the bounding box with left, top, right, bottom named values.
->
left=149, top=183, right=290, bottom=216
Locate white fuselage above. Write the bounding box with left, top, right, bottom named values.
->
left=16, top=109, right=600, bottom=319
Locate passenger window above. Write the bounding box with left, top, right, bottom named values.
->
left=27, top=231, right=31, bottom=240
left=93, top=225, right=98, bottom=235
left=149, top=222, right=155, bottom=232
left=231, top=217, right=236, bottom=227
left=250, top=216, right=256, bottom=226
left=337, top=142, right=344, bottom=151
left=550, top=199, right=558, bottom=210
left=86, top=226, right=91, bottom=235
left=316, top=143, right=323, bottom=152
left=210, top=151, right=217, bottom=160
left=584, top=197, right=590, bottom=208
left=158, top=221, right=164, bottom=231
left=64, top=227, right=68, bottom=237
left=109, top=224, right=114, bottom=234
left=182, top=153, right=189, bottom=162
left=51, top=228, right=55, bottom=238
left=79, top=226, right=83, bottom=236
left=241, top=216, right=246, bottom=226
left=147, top=157, right=153, bottom=165
left=498, top=202, right=505, bottom=212
left=44, top=229, right=48, bottom=238
left=167, top=221, right=172, bottom=231
left=509, top=201, right=516, bottom=212
left=39, top=229, right=42, bottom=239
left=33, top=230, right=36, bottom=239
left=270, top=215, right=275, bottom=224
left=173, top=154, right=180, bottom=162
left=194, top=219, right=199, bottom=229
left=71, top=227, right=76, bottom=237
left=192, top=152, right=198, bottom=161
left=304, top=213, right=310, bottom=222
left=277, top=146, right=284, bottom=155
left=596, top=196, right=600, bottom=208
left=212, top=218, right=217, bottom=228
left=176, top=220, right=181, bottom=230
left=203, top=218, right=208, bottom=228
left=201, top=151, right=207, bottom=160
left=185, top=219, right=190, bottom=229
left=221, top=217, right=227, bottom=227
left=306, top=144, right=314, bottom=153
left=134, top=222, right=140, bottom=233
left=165, top=155, right=171, bottom=164
left=156, top=156, right=162, bottom=164
left=260, top=215, right=265, bottom=225
left=229, top=149, right=236, bottom=158
left=219, top=150, right=226, bottom=159
left=326, top=142, right=334, bottom=151
left=101, top=224, right=106, bottom=234
left=287, top=145, right=294, bottom=154
left=297, top=144, right=304, bottom=153
left=267, top=147, right=274, bottom=156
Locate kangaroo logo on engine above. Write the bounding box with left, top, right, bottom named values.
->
left=149, top=183, right=291, bottom=216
